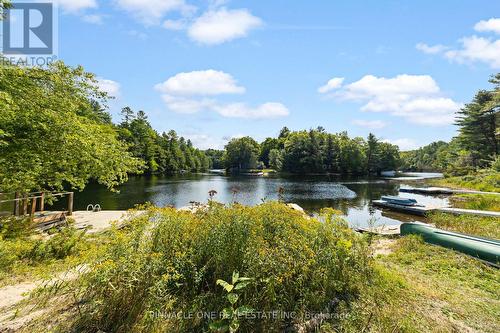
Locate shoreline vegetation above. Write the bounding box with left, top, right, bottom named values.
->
left=1, top=60, right=497, bottom=194
left=0, top=35, right=499, bottom=332
left=0, top=196, right=499, bottom=332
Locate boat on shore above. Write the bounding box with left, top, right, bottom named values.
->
left=380, top=196, right=418, bottom=206
left=400, top=223, right=500, bottom=266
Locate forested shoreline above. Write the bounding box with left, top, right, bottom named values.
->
left=0, top=59, right=498, bottom=195
left=0, top=60, right=402, bottom=196
left=216, top=130, right=400, bottom=175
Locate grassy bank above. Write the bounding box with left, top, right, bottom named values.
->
left=429, top=212, right=500, bottom=239
left=0, top=217, right=95, bottom=287
left=370, top=236, right=500, bottom=333
left=429, top=169, right=500, bottom=192
left=3, top=202, right=496, bottom=332
left=449, top=193, right=500, bottom=212
left=422, top=193, right=500, bottom=240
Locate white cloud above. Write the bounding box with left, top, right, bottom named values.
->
left=182, top=132, right=250, bottom=150
left=332, top=74, right=461, bottom=126
left=418, top=18, right=500, bottom=69
left=352, top=119, right=387, bottom=129
left=115, top=0, right=196, bottom=25
left=182, top=133, right=226, bottom=150
left=115, top=2, right=261, bottom=45
left=54, top=0, right=97, bottom=13
left=161, top=97, right=289, bottom=119
left=341, top=74, right=440, bottom=99
left=474, top=18, right=500, bottom=34
left=82, top=14, right=103, bottom=24
left=96, top=78, right=121, bottom=98
left=445, top=36, right=500, bottom=69
left=188, top=8, right=262, bottom=45
left=382, top=138, right=420, bottom=151
left=318, top=77, right=344, bottom=94
left=160, top=95, right=215, bottom=114
left=155, top=70, right=245, bottom=96
left=212, top=102, right=289, bottom=119
left=415, top=43, right=448, bottom=54
left=156, top=70, right=289, bottom=119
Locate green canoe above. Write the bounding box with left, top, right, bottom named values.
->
left=400, top=223, right=500, bottom=266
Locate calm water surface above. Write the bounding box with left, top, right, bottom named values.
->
left=67, top=173, right=447, bottom=228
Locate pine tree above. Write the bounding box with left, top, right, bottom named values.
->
left=120, top=107, right=135, bottom=125
left=455, top=74, right=499, bottom=167
left=366, top=133, right=380, bottom=174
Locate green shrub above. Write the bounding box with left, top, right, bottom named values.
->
left=28, top=227, right=86, bottom=261
left=0, top=217, right=86, bottom=274
left=0, top=216, right=34, bottom=239
left=69, top=202, right=372, bottom=332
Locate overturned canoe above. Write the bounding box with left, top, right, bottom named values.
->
left=400, top=223, right=500, bottom=265
left=381, top=196, right=418, bottom=206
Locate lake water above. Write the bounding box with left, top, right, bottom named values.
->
left=64, top=172, right=447, bottom=229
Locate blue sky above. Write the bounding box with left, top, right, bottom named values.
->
left=34, top=1, right=500, bottom=149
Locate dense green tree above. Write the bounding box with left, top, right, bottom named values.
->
left=377, top=142, right=400, bottom=173
left=283, top=130, right=326, bottom=174
left=118, top=110, right=209, bottom=174
left=324, top=134, right=340, bottom=173
left=283, top=131, right=314, bottom=173
left=259, top=138, right=280, bottom=167
left=223, top=137, right=260, bottom=170
left=278, top=127, right=291, bottom=139
left=270, top=129, right=400, bottom=175
left=205, top=149, right=225, bottom=169
left=337, top=133, right=366, bottom=174
left=120, top=107, right=135, bottom=125
left=0, top=61, right=143, bottom=193
left=268, top=149, right=283, bottom=171
left=365, top=133, right=380, bottom=174
left=400, top=141, right=449, bottom=171
left=88, top=100, right=112, bottom=124
left=456, top=74, right=499, bottom=167
left=119, top=110, right=160, bottom=172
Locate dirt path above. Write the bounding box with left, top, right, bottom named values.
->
left=0, top=270, right=81, bottom=331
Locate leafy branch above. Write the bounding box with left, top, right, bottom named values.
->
left=210, top=271, right=254, bottom=333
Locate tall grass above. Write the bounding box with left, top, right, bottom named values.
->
left=371, top=236, right=500, bottom=333
left=450, top=194, right=500, bottom=212
left=429, top=212, right=500, bottom=239
left=431, top=169, right=500, bottom=192
left=0, top=217, right=86, bottom=281
left=67, top=202, right=372, bottom=332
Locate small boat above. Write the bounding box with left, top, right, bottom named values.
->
left=241, top=171, right=264, bottom=176
left=401, top=223, right=500, bottom=266
left=380, top=196, right=418, bottom=206
left=209, top=169, right=226, bottom=175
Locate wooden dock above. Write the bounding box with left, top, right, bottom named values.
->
left=373, top=200, right=500, bottom=218
left=372, top=200, right=435, bottom=216
left=399, top=187, right=499, bottom=196
left=436, top=207, right=500, bottom=218
left=355, top=224, right=401, bottom=236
